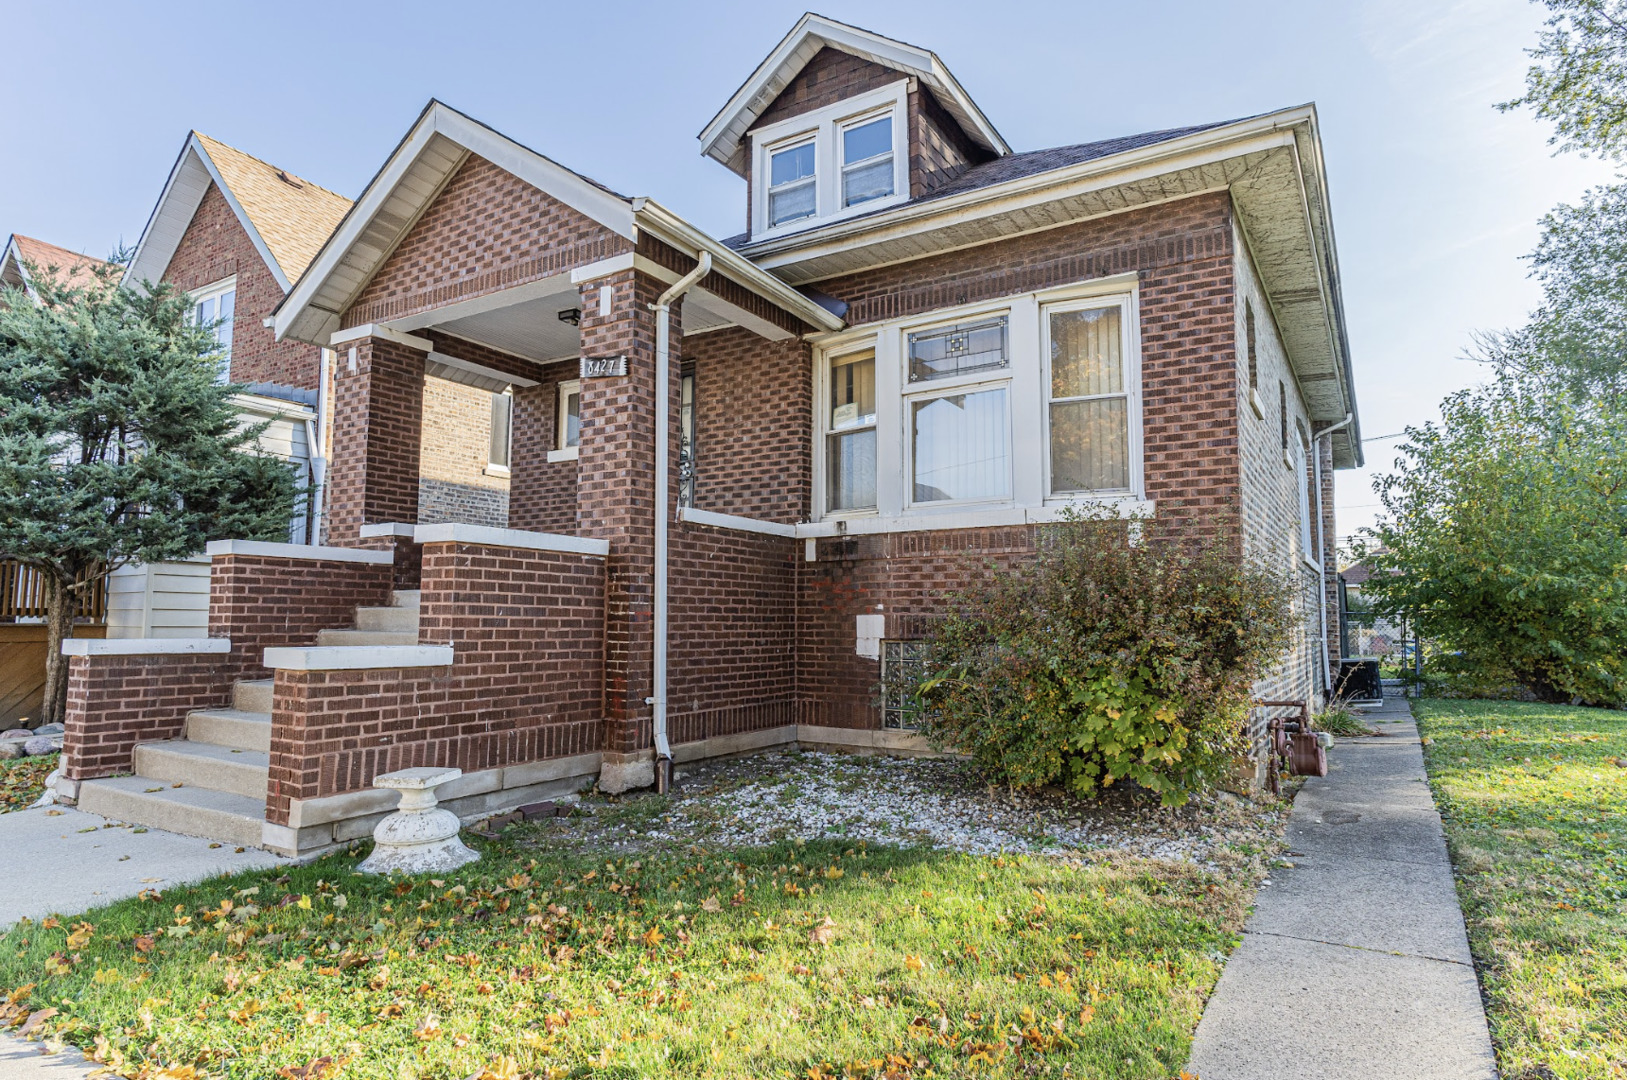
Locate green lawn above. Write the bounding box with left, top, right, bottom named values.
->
left=1414, top=699, right=1627, bottom=1080
left=0, top=752, right=56, bottom=813
left=0, top=803, right=1274, bottom=1079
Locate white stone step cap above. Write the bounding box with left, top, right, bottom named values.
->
left=206, top=539, right=393, bottom=564
left=376, top=767, right=462, bottom=790
left=413, top=522, right=609, bottom=558
left=62, top=637, right=231, bottom=657
left=262, top=644, right=453, bottom=670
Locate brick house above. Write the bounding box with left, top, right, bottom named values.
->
left=58, top=14, right=1361, bottom=853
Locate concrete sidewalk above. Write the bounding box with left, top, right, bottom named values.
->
left=0, top=804, right=280, bottom=930
left=1186, top=699, right=1498, bottom=1080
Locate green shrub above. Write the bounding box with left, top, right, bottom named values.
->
left=917, top=511, right=1296, bottom=806
left=1313, top=704, right=1376, bottom=737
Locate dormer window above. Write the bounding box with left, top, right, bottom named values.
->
left=768, top=140, right=817, bottom=226
left=751, top=81, right=909, bottom=239
left=842, top=114, right=894, bottom=207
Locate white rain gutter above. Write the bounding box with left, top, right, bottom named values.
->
left=1314, top=413, right=1354, bottom=698
left=650, top=250, right=711, bottom=792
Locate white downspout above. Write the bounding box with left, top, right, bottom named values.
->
left=1314, top=413, right=1354, bottom=699
left=650, top=251, right=711, bottom=792
left=307, top=347, right=334, bottom=545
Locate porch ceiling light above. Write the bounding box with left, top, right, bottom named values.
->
left=558, top=307, right=582, bottom=327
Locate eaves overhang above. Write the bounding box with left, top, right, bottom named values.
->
left=274, top=100, right=639, bottom=348
left=741, top=105, right=1363, bottom=468
left=124, top=133, right=293, bottom=294
left=699, top=12, right=1009, bottom=178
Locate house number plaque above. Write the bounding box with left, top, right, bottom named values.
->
left=579, top=355, right=628, bottom=378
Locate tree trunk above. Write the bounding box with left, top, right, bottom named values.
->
left=40, top=572, right=77, bottom=728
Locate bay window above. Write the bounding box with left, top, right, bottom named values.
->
left=814, top=279, right=1143, bottom=523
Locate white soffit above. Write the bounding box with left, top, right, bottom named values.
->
left=699, top=12, right=1009, bottom=177
left=125, top=134, right=291, bottom=293
left=275, top=100, right=637, bottom=348
left=425, top=349, right=541, bottom=393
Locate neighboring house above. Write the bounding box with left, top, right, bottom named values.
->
left=0, top=234, right=110, bottom=297
left=58, top=14, right=1362, bottom=852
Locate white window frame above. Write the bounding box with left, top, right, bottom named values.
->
left=188, top=275, right=237, bottom=384
left=900, top=309, right=1015, bottom=511
left=548, top=379, right=581, bottom=463
left=1040, top=293, right=1142, bottom=500
left=810, top=274, right=1147, bottom=527
left=750, top=81, right=910, bottom=241
left=764, top=136, right=819, bottom=230
left=486, top=388, right=513, bottom=475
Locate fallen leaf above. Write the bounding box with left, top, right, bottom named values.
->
left=809, top=917, right=837, bottom=947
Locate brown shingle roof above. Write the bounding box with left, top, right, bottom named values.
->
left=193, top=132, right=353, bottom=283
left=5, top=235, right=113, bottom=288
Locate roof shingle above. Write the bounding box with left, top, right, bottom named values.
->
left=193, top=132, right=353, bottom=282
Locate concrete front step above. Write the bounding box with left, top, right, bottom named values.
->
left=184, top=708, right=272, bottom=752
left=314, top=628, right=418, bottom=647
left=355, top=605, right=420, bottom=633
left=131, top=740, right=270, bottom=801
left=76, top=776, right=266, bottom=848
left=234, top=679, right=274, bottom=713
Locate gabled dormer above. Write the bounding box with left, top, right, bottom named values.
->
left=700, top=13, right=1008, bottom=244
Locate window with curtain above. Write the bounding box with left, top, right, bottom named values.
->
left=768, top=140, right=817, bottom=227
left=841, top=114, right=894, bottom=207
left=489, top=391, right=512, bottom=468
left=1046, top=303, right=1130, bottom=494
left=827, top=350, right=877, bottom=511
left=910, top=387, right=1010, bottom=503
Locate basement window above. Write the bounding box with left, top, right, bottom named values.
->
left=880, top=640, right=930, bottom=731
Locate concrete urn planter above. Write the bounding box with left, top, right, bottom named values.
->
left=356, top=767, right=480, bottom=875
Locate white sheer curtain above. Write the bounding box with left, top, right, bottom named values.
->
left=911, top=387, right=1009, bottom=502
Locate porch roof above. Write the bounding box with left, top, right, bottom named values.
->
left=273, top=101, right=842, bottom=349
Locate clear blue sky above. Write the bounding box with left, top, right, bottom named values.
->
left=2, top=0, right=1611, bottom=544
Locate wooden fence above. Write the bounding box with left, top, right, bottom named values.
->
left=0, top=560, right=107, bottom=623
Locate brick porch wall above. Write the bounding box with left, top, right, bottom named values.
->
left=209, top=553, right=395, bottom=681
left=61, top=652, right=235, bottom=782
left=262, top=538, right=606, bottom=825
left=326, top=338, right=426, bottom=544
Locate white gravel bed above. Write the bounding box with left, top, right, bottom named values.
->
left=521, top=749, right=1289, bottom=873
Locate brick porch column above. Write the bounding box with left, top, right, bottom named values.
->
left=573, top=268, right=680, bottom=757
left=326, top=332, right=429, bottom=545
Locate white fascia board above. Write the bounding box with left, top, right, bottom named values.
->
left=746, top=116, right=1307, bottom=270
left=263, top=645, right=453, bottom=671
left=0, top=239, right=38, bottom=302
left=128, top=137, right=291, bottom=293
left=631, top=199, right=843, bottom=332
left=329, top=323, right=433, bottom=350
left=62, top=637, right=231, bottom=657
left=413, top=522, right=610, bottom=558
left=205, top=539, right=394, bottom=564
left=676, top=507, right=797, bottom=538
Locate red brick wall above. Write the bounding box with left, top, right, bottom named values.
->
left=209, top=552, right=395, bottom=679
left=909, top=86, right=990, bottom=197
left=682, top=326, right=812, bottom=524
left=574, top=269, right=664, bottom=751
left=61, top=652, right=235, bottom=781
left=326, top=338, right=426, bottom=544
left=508, top=361, right=579, bottom=533
left=344, top=155, right=632, bottom=328
left=159, top=182, right=321, bottom=390
left=262, top=539, right=605, bottom=824
left=667, top=523, right=799, bottom=743
left=759, top=47, right=904, bottom=129
left=796, top=529, right=1042, bottom=728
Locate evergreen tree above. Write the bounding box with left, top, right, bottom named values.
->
left=0, top=255, right=296, bottom=726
